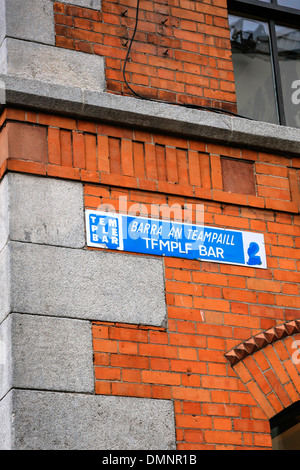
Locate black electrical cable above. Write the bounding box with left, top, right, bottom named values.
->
left=122, top=0, right=145, bottom=100
left=122, top=0, right=254, bottom=121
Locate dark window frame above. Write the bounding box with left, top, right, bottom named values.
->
left=270, top=400, right=300, bottom=448
left=228, top=0, right=300, bottom=126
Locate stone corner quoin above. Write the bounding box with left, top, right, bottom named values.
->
left=0, top=0, right=300, bottom=452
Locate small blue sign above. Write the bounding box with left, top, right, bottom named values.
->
left=86, top=210, right=267, bottom=269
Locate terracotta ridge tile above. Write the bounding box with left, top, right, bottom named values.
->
left=224, top=318, right=300, bottom=366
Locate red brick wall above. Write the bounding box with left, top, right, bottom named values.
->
left=0, top=0, right=299, bottom=452
left=1, top=108, right=300, bottom=448
left=1, top=109, right=299, bottom=213
left=53, top=0, right=237, bottom=112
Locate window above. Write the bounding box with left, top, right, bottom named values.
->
left=228, top=0, right=300, bottom=128
left=270, top=401, right=300, bottom=450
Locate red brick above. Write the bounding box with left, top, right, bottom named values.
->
left=85, top=134, right=97, bottom=172
left=39, top=113, right=76, bottom=130
left=233, top=419, right=270, bottom=433
left=97, top=135, right=110, bottom=173
left=109, top=326, right=148, bottom=343
left=93, top=353, right=110, bottom=366
left=48, top=127, right=61, bottom=165
left=142, top=370, right=181, bottom=385
left=95, top=381, right=111, bottom=395
left=7, top=159, right=47, bottom=176
left=253, top=433, right=272, bottom=448
left=152, top=385, right=172, bottom=399
left=204, top=430, right=243, bottom=446
left=54, top=0, right=236, bottom=111
left=139, top=343, right=178, bottom=359
left=4, top=1, right=300, bottom=450
left=111, top=382, right=151, bottom=398
left=0, top=127, right=9, bottom=166
left=72, top=131, right=86, bottom=169
left=47, top=164, right=80, bottom=180
left=6, top=122, right=47, bottom=163
left=94, top=366, right=121, bottom=381
left=60, top=130, right=73, bottom=167
left=132, top=142, right=145, bottom=179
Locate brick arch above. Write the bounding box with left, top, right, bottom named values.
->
left=224, top=320, right=300, bottom=420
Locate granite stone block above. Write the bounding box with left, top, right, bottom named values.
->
left=3, top=173, right=85, bottom=248
left=0, top=313, right=94, bottom=400
left=1, top=390, right=176, bottom=450
left=0, top=245, right=10, bottom=323
left=0, top=175, right=9, bottom=253
left=0, top=0, right=55, bottom=46
left=7, top=242, right=167, bottom=326
left=0, top=38, right=105, bottom=92
left=60, top=0, right=101, bottom=9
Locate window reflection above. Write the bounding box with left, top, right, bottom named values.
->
left=271, top=401, right=300, bottom=450
left=276, top=25, right=300, bottom=128
left=272, top=422, right=300, bottom=450
left=277, top=0, right=300, bottom=10
left=229, top=15, right=279, bottom=124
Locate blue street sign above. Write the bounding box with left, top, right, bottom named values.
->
left=85, top=210, right=267, bottom=269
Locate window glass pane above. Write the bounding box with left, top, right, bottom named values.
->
left=272, top=421, right=300, bottom=450
left=229, top=15, right=279, bottom=124
left=276, top=25, right=300, bottom=128
left=271, top=402, right=300, bottom=450
left=277, top=0, right=300, bottom=10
